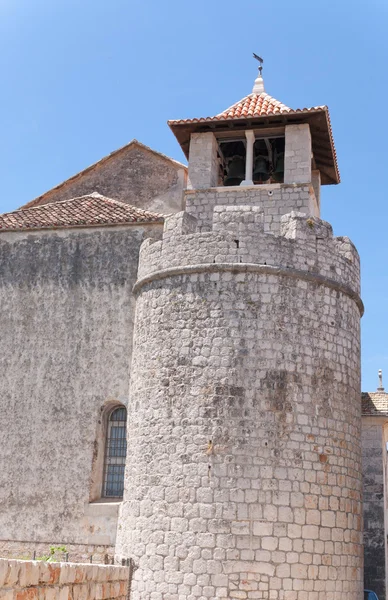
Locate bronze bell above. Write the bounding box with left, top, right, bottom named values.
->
left=272, top=151, right=284, bottom=183
left=224, top=155, right=245, bottom=186
left=253, top=155, right=270, bottom=183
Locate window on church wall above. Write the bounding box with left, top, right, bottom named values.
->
left=103, top=406, right=127, bottom=498
left=218, top=135, right=285, bottom=186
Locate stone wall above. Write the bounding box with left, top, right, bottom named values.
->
left=25, top=142, right=187, bottom=214
left=0, top=223, right=161, bottom=547
left=116, top=207, right=363, bottom=600
left=0, top=541, right=114, bottom=565
left=184, top=183, right=319, bottom=234
left=362, top=416, right=387, bottom=600
left=0, top=559, right=128, bottom=600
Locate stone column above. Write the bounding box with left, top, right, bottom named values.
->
left=284, top=123, right=312, bottom=184
left=241, top=130, right=255, bottom=186
left=187, top=132, right=219, bottom=189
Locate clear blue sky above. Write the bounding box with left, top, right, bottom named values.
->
left=0, top=0, right=387, bottom=392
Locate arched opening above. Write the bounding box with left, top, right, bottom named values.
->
left=102, top=406, right=127, bottom=498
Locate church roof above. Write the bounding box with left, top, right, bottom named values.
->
left=0, top=193, right=164, bottom=232
left=168, top=88, right=339, bottom=185
left=361, top=392, right=388, bottom=416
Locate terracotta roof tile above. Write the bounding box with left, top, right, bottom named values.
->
left=361, top=392, right=388, bottom=416
left=168, top=92, right=326, bottom=125
left=0, top=193, right=164, bottom=232
left=168, top=91, right=339, bottom=185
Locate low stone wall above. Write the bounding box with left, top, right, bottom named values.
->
left=0, top=541, right=114, bottom=564
left=0, top=559, right=129, bottom=600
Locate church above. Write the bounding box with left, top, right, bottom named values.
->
left=0, top=64, right=387, bottom=600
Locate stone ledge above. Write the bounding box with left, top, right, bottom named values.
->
left=133, top=261, right=364, bottom=316
left=0, top=559, right=129, bottom=599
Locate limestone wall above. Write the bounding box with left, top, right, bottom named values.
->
left=184, top=183, right=319, bottom=233
left=137, top=208, right=360, bottom=297
left=0, top=224, right=160, bottom=548
left=25, top=142, right=187, bottom=214
left=116, top=207, right=363, bottom=600
left=0, top=559, right=128, bottom=600
left=0, top=541, right=114, bottom=565
left=362, top=417, right=387, bottom=600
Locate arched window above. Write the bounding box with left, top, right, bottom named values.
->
left=103, top=406, right=127, bottom=498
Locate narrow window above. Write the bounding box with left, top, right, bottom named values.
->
left=103, top=406, right=127, bottom=498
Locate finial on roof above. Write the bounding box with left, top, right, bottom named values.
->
left=252, top=52, right=265, bottom=94
left=378, top=369, right=385, bottom=392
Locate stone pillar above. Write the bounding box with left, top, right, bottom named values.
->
left=284, top=124, right=312, bottom=184
left=241, top=130, right=255, bottom=186
left=116, top=207, right=363, bottom=600
left=312, top=169, right=321, bottom=212
left=187, top=132, right=219, bottom=189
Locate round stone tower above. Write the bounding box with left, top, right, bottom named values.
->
left=116, top=76, right=363, bottom=600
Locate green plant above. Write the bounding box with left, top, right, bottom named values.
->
left=37, top=546, right=67, bottom=562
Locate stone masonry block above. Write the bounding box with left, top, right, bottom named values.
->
left=163, top=212, right=198, bottom=236
left=4, top=561, right=21, bottom=587
left=212, top=205, right=264, bottom=236
left=0, top=561, right=9, bottom=588
left=281, top=212, right=333, bottom=241
left=333, top=236, right=360, bottom=264
left=18, top=561, right=40, bottom=587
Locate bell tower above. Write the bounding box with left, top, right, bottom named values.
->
left=115, top=64, right=363, bottom=600
left=169, top=60, right=338, bottom=234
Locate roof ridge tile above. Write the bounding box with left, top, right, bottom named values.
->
left=0, top=194, right=165, bottom=232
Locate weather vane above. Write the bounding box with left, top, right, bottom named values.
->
left=253, top=53, right=264, bottom=76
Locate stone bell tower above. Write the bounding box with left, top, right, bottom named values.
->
left=116, top=66, right=363, bottom=600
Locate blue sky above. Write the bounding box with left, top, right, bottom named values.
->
left=0, top=0, right=387, bottom=391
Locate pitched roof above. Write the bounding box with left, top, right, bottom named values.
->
left=0, top=193, right=164, bottom=232
left=361, top=392, right=388, bottom=416
left=168, top=91, right=339, bottom=185
left=168, top=92, right=325, bottom=124
left=21, top=139, right=187, bottom=210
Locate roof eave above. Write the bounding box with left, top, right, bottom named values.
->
left=168, top=108, right=339, bottom=186
left=0, top=219, right=165, bottom=234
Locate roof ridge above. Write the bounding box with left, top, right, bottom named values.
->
left=217, top=92, right=291, bottom=117
left=0, top=193, right=167, bottom=232
left=6, top=193, right=165, bottom=220
left=96, top=196, right=165, bottom=217
left=19, top=139, right=187, bottom=210
left=9, top=192, right=112, bottom=213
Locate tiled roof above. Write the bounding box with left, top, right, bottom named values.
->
left=0, top=193, right=164, bottom=232
left=168, top=92, right=326, bottom=125
left=361, top=392, right=388, bottom=416
left=168, top=90, right=339, bottom=185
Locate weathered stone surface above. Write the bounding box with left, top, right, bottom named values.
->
left=184, top=183, right=319, bottom=234
left=23, top=141, right=187, bottom=215
left=116, top=203, right=363, bottom=599
left=0, top=559, right=128, bottom=600
left=284, top=124, right=312, bottom=185
left=362, top=415, right=387, bottom=600
left=0, top=223, right=161, bottom=547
